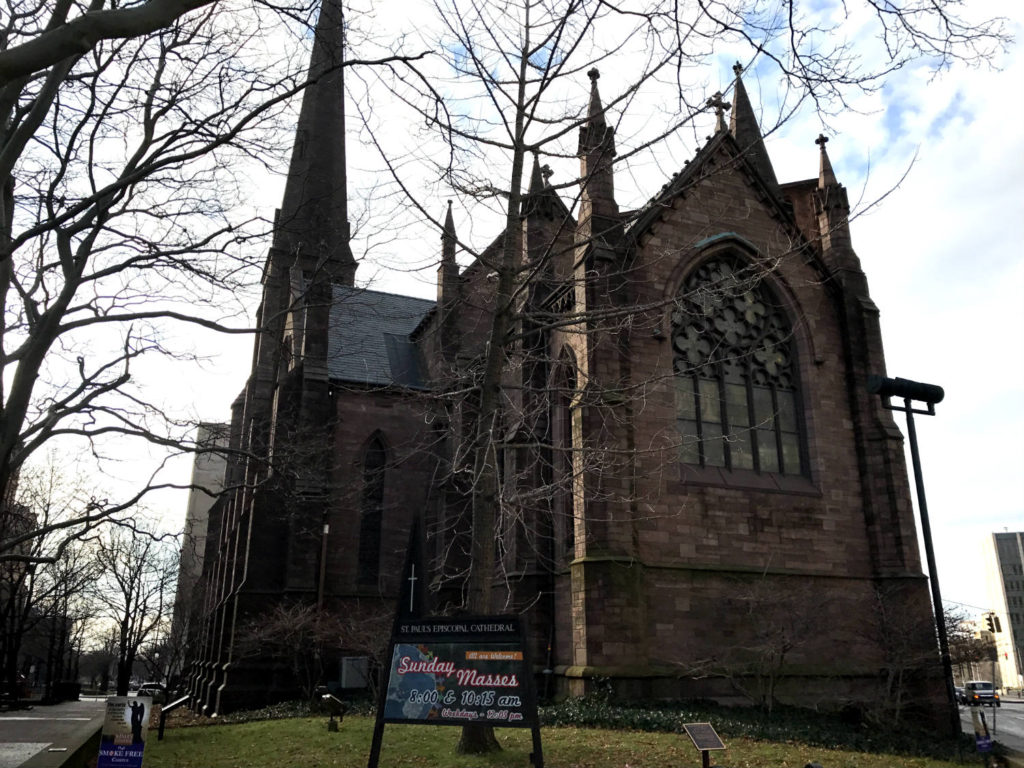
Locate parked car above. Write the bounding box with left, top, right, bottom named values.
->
left=964, top=680, right=1000, bottom=707
left=136, top=682, right=167, bottom=704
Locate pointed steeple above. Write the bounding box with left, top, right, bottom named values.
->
left=588, top=68, right=604, bottom=123
left=579, top=68, right=613, bottom=154
left=728, top=63, right=780, bottom=194
left=274, top=0, right=356, bottom=286
left=528, top=151, right=545, bottom=195
left=813, top=134, right=858, bottom=270
left=441, top=199, right=456, bottom=265
left=816, top=133, right=838, bottom=188
left=577, top=69, right=620, bottom=247
left=437, top=201, right=460, bottom=361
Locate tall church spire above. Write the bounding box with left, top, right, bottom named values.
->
left=274, top=0, right=356, bottom=286
left=729, top=63, right=780, bottom=195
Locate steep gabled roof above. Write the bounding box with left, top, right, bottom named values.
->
left=625, top=129, right=793, bottom=247
left=328, top=286, right=435, bottom=388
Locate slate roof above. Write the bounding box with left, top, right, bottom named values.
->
left=328, top=285, right=435, bottom=388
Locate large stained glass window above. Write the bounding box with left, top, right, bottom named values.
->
left=672, top=257, right=804, bottom=475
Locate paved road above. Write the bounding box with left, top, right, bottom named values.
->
left=0, top=699, right=104, bottom=768
left=961, top=701, right=1024, bottom=758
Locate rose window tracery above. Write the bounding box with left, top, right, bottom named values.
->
left=672, top=256, right=804, bottom=475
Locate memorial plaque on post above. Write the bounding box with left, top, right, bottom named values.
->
left=683, top=722, right=725, bottom=768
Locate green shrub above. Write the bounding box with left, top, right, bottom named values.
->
left=539, top=697, right=968, bottom=761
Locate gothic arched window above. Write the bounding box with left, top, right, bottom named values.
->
left=358, top=435, right=386, bottom=584
left=672, top=256, right=804, bottom=475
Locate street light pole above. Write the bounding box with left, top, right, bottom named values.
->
left=868, top=375, right=960, bottom=740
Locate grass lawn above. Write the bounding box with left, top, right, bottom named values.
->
left=145, top=713, right=973, bottom=768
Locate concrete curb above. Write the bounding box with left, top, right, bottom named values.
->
left=19, top=726, right=101, bottom=768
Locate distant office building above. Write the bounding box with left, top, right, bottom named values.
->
left=983, top=531, right=1024, bottom=690
left=171, top=424, right=229, bottom=652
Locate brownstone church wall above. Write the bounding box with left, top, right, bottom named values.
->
left=324, top=388, right=436, bottom=598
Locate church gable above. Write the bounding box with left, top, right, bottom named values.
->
left=630, top=154, right=857, bottom=489
left=629, top=132, right=809, bottom=270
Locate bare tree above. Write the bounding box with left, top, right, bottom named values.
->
left=236, top=602, right=390, bottom=703
left=0, top=0, right=430, bottom=564
left=90, top=525, right=177, bottom=695
left=946, top=606, right=996, bottom=685
left=0, top=0, right=225, bottom=84
left=0, top=459, right=99, bottom=699
left=352, top=0, right=1007, bottom=753
left=34, top=538, right=96, bottom=699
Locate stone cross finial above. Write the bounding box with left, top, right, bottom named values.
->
left=588, top=68, right=600, bottom=81
left=541, top=165, right=553, bottom=186
left=733, top=61, right=744, bottom=76
left=815, top=134, right=829, bottom=148
left=706, top=91, right=732, bottom=132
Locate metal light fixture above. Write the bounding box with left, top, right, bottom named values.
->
left=868, top=374, right=959, bottom=739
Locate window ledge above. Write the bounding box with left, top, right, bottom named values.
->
left=671, top=464, right=820, bottom=496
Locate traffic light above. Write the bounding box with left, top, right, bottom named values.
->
left=985, top=615, right=994, bottom=633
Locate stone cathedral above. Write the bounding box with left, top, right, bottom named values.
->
left=185, top=0, right=943, bottom=717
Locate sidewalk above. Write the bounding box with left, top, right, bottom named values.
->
left=0, top=699, right=104, bottom=768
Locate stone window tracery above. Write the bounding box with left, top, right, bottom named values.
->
left=672, top=256, right=804, bottom=475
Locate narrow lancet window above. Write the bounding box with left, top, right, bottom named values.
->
left=358, top=435, right=386, bottom=584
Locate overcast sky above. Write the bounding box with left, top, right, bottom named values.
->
left=149, top=0, right=1023, bottom=621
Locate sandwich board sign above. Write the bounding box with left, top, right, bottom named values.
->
left=367, top=520, right=543, bottom=768
left=380, top=615, right=537, bottom=726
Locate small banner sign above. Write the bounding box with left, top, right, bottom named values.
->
left=97, top=696, right=151, bottom=768
left=382, top=617, right=534, bottom=726
left=970, top=707, right=993, bottom=753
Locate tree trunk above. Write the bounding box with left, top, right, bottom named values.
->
left=456, top=723, right=503, bottom=754
left=457, top=18, right=532, bottom=757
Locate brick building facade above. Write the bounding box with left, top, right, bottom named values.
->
left=186, top=0, right=943, bottom=717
